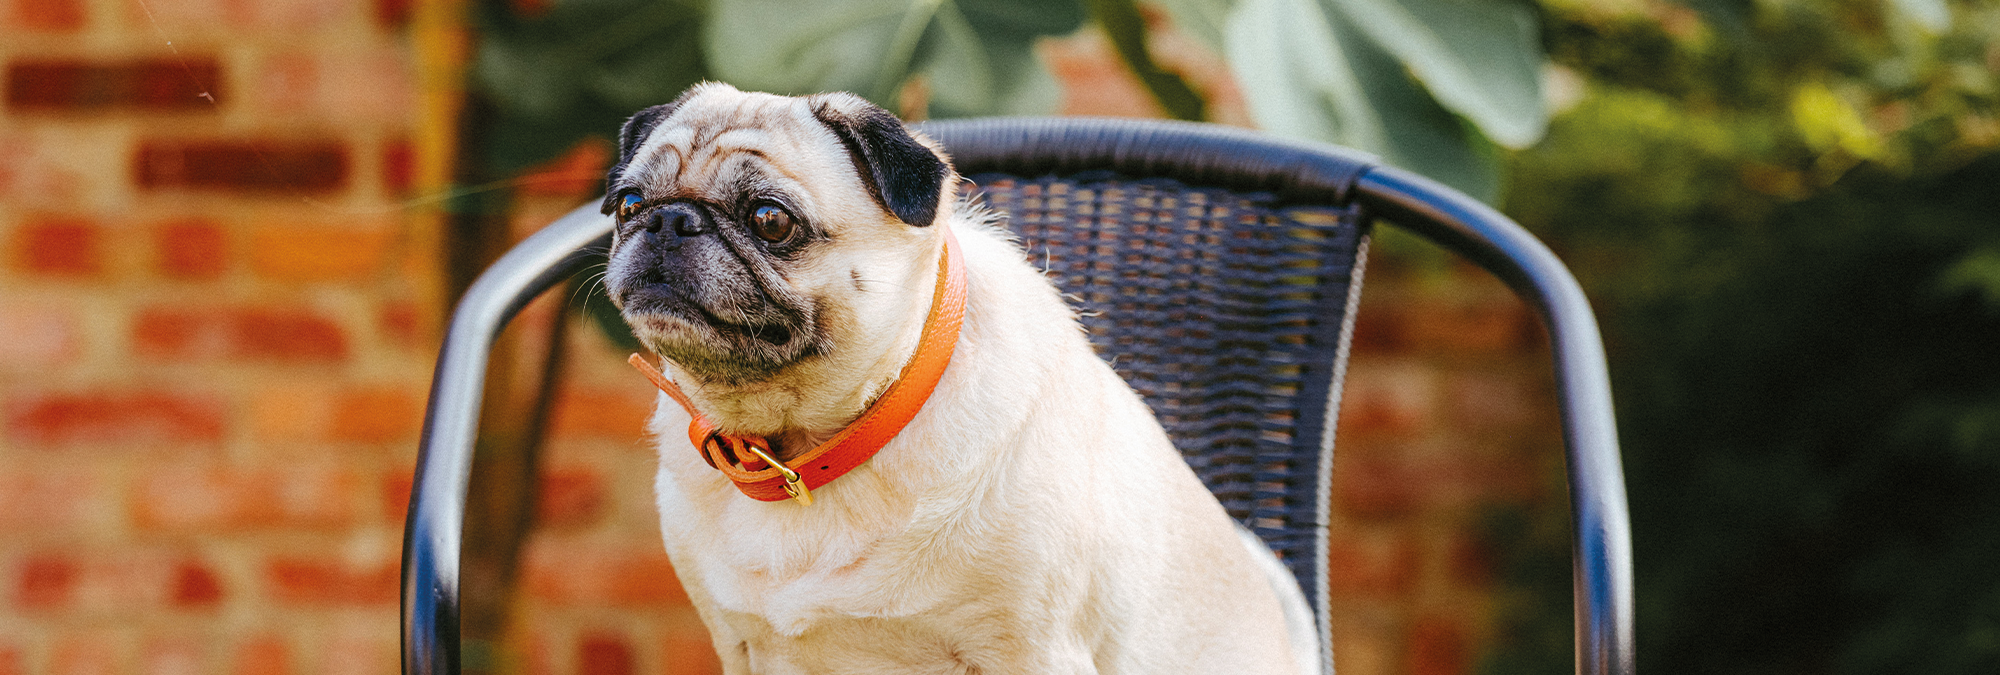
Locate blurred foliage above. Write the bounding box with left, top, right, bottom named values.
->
left=471, top=0, right=1547, bottom=197
left=474, top=0, right=711, bottom=173
left=1486, top=0, right=2000, bottom=672
left=1176, top=0, right=1548, bottom=200
left=705, top=0, right=1086, bottom=118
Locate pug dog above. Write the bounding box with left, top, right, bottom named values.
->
left=602, top=82, right=1319, bottom=675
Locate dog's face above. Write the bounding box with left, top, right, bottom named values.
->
left=601, top=84, right=953, bottom=385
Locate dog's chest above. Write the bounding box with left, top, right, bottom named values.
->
left=684, top=529, right=1046, bottom=674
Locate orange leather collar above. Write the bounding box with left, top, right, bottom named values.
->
left=627, top=226, right=967, bottom=505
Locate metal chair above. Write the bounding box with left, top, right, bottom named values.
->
left=401, top=117, right=1635, bottom=675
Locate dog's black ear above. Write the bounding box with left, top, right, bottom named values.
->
left=810, top=96, right=950, bottom=227
left=600, top=97, right=685, bottom=215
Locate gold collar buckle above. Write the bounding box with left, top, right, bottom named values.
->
left=739, top=443, right=813, bottom=507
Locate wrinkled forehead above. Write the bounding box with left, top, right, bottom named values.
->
left=617, top=92, right=846, bottom=199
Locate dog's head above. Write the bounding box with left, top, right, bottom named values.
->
left=602, top=84, right=956, bottom=386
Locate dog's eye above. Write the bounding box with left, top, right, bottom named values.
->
left=616, top=193, right=643, bottom=220
left=750, top=204, right=795, bottom=243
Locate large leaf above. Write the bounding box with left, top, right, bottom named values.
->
left=1226, top=0, right=1500, bottom=200
left=705, top=0, right=1082, bottom=116
left=925, top=4, right=1064, bottom=117
left=1329, top=0, right=1546, bottom=148
left=474, top=0, right=708, bottom=172
left=1149, top=0, right=1235, bottom=53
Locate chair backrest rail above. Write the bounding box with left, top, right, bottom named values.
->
left=402, top=203, right=611, bottom=675
left=1356, top=166, right=1634, bottom=675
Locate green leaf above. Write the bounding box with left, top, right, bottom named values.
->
left=1328, top=0, right=1547, bottom=148
left=705, top=0, right=1081, bottom=115
left=959, top=0, right=1089, bottom=38
left=1091, top=0, right=1208, bottom=120
left=1149, top=0, right=1235, bottom=53
left=704, top=0, right=910, bottom=101
left=1936, top=246, right=2000, bottom=311
left=1226, top=0, right=1500, bottom=201
left=925, top=4, right=1064, bottom=117
left=473, top=0, right=708, bottom=172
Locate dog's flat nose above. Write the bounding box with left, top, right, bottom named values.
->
left=635, top=204, right=712, bottom=252
left=641, top=204, right=709, bottom=237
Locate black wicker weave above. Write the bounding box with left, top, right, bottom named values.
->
left=960, top=174, right=1365, bottom=608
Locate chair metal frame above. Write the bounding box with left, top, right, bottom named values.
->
left=401, top=118, right=1634, bottom=675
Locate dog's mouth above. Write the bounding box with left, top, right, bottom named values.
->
left=614, top=280, right=821, bottom=383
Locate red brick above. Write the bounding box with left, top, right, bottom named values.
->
left=1335, top=454, right=1420, bottom=517
left=5, top=390, right=225, bottom=448
left=14, top=552, right=193, bottom=613
left=1324, top=533, right=1416, bottom=597
left=577, top=633, right=634, bottom=675
left=381, top=472, right=413, bottom=523
left=263, top=557, right=398, bottom=605
left=0, top=470, right=99, bottom=531
left=522, top=630, right=555, bottom=675
left=373, top=0, right=412, bottom=26
left=1406, top=615, right=1472, bottom=675
left=0, top=641, right=23, bottom=675
left=133, top=465, right=360, bottom=531
left=1348, top=301, right=1408, bottom=354
left=551, top=386, right=655, bottom=441
left=379, top=299, right=427, bottom=347
left=1444, top=371, right=1546, bottom=433
left=10, top=0, right=86, bottom=30
left=19, top=551, right=239, bottom=615
left=154, top=219, right=229, bottom=279
left=16, top=553, right=78, bottom=609
left=10, top=215, right=100, bottom=276
left=52, top=632, right=125, bottom=675
left=231, top=635, right=290, bottom=675
left=171, top=561, right=224, bottom=607
left=133, top=306, right=348, bottom=362
left=524, top=543, right=687, bottom=606
left=1403, top=297, right=1535, bottom=355
left=6, top=59, right=219, bottom=113
left=1335, top=452, right=1535, bottom=518
left=381, top=138, right=413, bottom=195
left=662, top=633, right=721, bottom=675
left=329, top=386, right=420, bottom=443
left=1334, top=367, right=1431, bottom=438
left=247, top=223, right=390, bottom=282
left=141, top=639, right=204, bottom=675
left=537, top=468, right=606, bottom=528
left=134, top=140, right=347, bottom=194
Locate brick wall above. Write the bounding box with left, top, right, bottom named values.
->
left=1, top=0, right=433, bottom=673
left=1, top=4, right=1566, bottom=675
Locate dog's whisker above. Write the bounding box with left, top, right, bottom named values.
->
left=566, top=268, right=612, bottom=309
